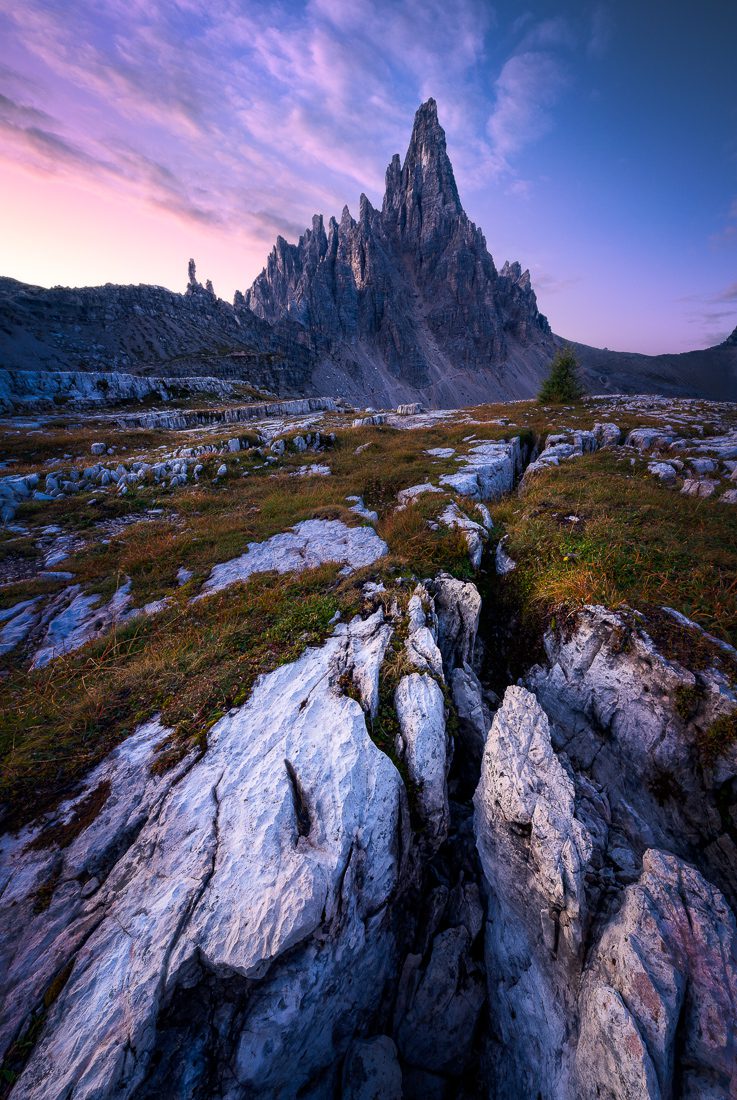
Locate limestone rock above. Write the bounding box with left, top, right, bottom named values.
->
left=394, top=674, right=448, bottom=847
left=473, top=685, right=604, bottom=1096
left=450, top=664, right=492, bottom=762
left=576, top=849, right=737, bottom=1098
left=648, top=460, right=677, bottom=483
left=394, top=926, right=485, bottom=1075
left=495, top=534, right=517, bottom=574
left=439, top=438, right=519, bottom=501
left=199, top=519, right=387, bottom=596
left=592, top=422, right=621, bottom=446
left=475, top=686, right=595, bottom=956
left=3, top=613, right=410, bottom=1098
left=527, top=604, right=737, bottom=905
left=681, top=477, right=718, bottom=497
left=32, top=582, right=133, bottom=668
left=430, top=574, right=481, bottom=673
left=437, top=501, right=487, bottom=569
left=625, top=427, right=675, bottom=451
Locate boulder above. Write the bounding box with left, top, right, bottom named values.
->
left=576, top=849, right=737, bottom=1098
left=681, top=477, right=717, bottom=497
left=199, top=519, right=388, bottom=596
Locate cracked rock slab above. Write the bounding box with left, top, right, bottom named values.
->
left=7, top=614, right=408, bottom=1099
left=199, top=518, right=388, bottom=595
left=576, top=848, right=737, bottom=1098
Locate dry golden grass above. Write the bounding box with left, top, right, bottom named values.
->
left=0, top=564, right=368, bottom=830
left=493, top=449, right=737, bottom=646
left=3, top=399, right=736, bottom=832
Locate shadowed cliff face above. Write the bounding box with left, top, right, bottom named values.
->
left=244, top=99, right=552, bottom=395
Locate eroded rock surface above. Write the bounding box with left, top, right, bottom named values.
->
left=3, top=611, right=408, bottom=1098
left=576, top=849, right=737, bottom=1099
left=200, top=519, right=388, bottom=596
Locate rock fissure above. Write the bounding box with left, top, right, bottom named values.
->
left=3, top=413, right=737, bottom=1097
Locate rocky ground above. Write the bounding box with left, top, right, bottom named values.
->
left=0, top=392, right=736, bottom=1098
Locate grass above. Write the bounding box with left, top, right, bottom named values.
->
left=492, top=448, right=737, bottom=649
left=0, top=564, right=364, bottom=831
left=0, top=425, right=477, bottom=830
left=3, top=397, right=737, bottom=831
left=697, top=712, right=737, bottom=763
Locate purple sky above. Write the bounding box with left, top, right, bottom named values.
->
left=1, top=0, right=736, bottom=353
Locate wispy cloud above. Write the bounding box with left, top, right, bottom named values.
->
left=677, top=278, right=737, bottom=345
left=713, top=280, right=737, bottom=302
left=533, top=271, right=583, bottom=295
left=487, top=51, right=569, bottom=175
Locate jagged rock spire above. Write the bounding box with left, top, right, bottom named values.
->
left=382, top=97, right=463, bottom=232
left=244, top=97, right=552, bottom=389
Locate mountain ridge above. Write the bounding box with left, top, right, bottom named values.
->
left=244, top=99, right=554, bottom=402
left=0, top=99, right=735, bottom=405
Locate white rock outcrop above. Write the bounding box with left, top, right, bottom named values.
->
left=527, top=604, right=737, bottom=902
left=2, top=611, right=411, bottom=1099
left=439, top=438, right=520, bottom=501
left=474, top=685, right=602, bottom=1096
left=576, top=849, right=737, bottom=1098
left=200, top=519, right=388, bottom=596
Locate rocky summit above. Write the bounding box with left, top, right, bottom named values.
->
left=0, top=388, right=736, bottom=1099
left=245, top=99, right=553, bottom=406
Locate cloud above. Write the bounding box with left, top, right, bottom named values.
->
left=712, top=280, right=737, bottom=303
left=0, top=0, right=579, bottom=292
left=533, top=272, right=583, bottom=294
left=0, top=0, right=502, bottom=254
left=710, top=196, right=737, bottom=246
left=487, top=50, right=569, bottom=174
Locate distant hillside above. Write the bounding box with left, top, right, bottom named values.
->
left=0, top=272, right=314, bottom=397
left=570, top=334, right=737, bottom=402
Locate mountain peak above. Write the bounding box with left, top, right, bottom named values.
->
left=724, top=324, right=737, bottom=347
left=414, top=96, right=439, bottom=126
left=245, top=97, right=551, bottom=393
left=382, top=96, right=462, bottom=227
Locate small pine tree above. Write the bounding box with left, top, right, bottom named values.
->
left=537, top=347, right=585, bottom=404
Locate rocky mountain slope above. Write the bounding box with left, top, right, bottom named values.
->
left=1, top=391, right=736, bottom=1097
left=0, top=265, right=314, bottom=396
left=568, top=332, right=737, bottom=403
left=245, top=99, right=553, bottom=406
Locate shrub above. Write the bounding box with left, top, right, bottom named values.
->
left=538, top=347, right=585, bottom=404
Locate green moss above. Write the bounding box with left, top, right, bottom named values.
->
left=674, top=683, right=704, bottom=721
left=697, top=711, right=737, bottom=764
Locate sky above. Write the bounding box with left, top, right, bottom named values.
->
left=0, top=0, right=736, bottom=354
